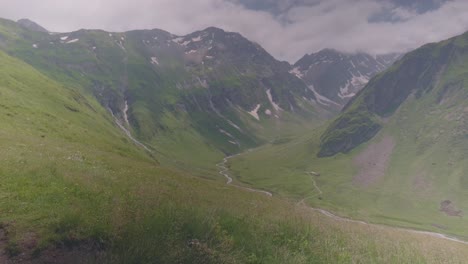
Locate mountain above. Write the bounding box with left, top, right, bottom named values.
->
left=17, top=18, right=48, bottom=32
left=0, top=18, right=330, bottom=174
left=319, top=33, right=468, bottom=157
left=291, top=49, right=400, bottom=107
left=0, top=16, right=466, bottom=263
left=226, top=30, right=468, bottom=241
left=308, top=30, right=468, bottom=235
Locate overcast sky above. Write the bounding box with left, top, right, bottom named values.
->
left=1, top=0, right=468, bottom=62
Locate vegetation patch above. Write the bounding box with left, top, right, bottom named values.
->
left=318, top=105, right=381, bottom=157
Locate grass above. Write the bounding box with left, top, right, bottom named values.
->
left=0, top=47, right=466, bottom=263
left=228, top=39, right=468, bottom=241
left=1, top=19, right=468, bottom=263
left=229, top=96, right=468, bottom=238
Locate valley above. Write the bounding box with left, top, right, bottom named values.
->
left=228, top=31, right=468, bottom=243
left=0, top=14, right=467, bottom=263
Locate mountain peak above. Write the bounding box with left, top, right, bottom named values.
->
left=17, top=18, right=48, bottom=33
left=202, top=26, right=226, bottom=33
left=318, top=29, right=468, bottom=157
left=292, top=49, right=399, bottom=107
left=317, top=48, right=341, bottom=55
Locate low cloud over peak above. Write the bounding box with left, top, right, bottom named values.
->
left=0, top=0, right=466, bottom=62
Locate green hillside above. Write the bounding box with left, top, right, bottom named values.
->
left=0, top=18, right=329, bottom=179
left=0, top=17, right=468, bottom=263
left=229, top=31, right=468, bottom=240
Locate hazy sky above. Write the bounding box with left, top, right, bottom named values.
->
left=1, top=0, right=467, bottom=62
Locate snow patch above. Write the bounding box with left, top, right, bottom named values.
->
left=338, top=74, right=368, bottom=99
left=338, top=82, right=357, bottom=99
left=289, top=67, right=304, bottom=78
left=265, top=109, right=272, bottom=115
left=375, top=58, right=386, bottom=69
left=350, top=74, right=369, bottom=87
left=151, top=57, right=160, bottom=65
left=109, top=33, right=113, bottom=37
left=66, top=38, right=79, bottom=44
left=179, top=40, right=191, bottom=46
left=172, top=37, right=184, bottom=43
left=339, top=92, right=356, bottom=99
left=248, top=104, right=261, bottom=121
left=197, top=77, right=208, bottom=88
left=308, top=85, right=340, bottom=106
left=219, top=129, right=234, bottom=139
left=219, top=129, right=240, bottom=146
left=117, top=41, right=126, bottom=51
left=205, top=56, right=214, bottom=59
left=185, top=49, right=197, bottom=54
left=60, top=36, right=68, bottom=41
left=227, top=120, right=242, bottom=132
left=339, top=83, right=351, bottom=99
left=192, top=36, right=202, bottom=42
left=266, top=89, right=282, bottom=112
left=32, top=44, right=38, bottom=48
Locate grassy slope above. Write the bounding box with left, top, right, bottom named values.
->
left=229, top=37, right=468, bottom=239
left=0, top=22, right=224, bottom=179
left=0, top=47, right=467, bottom=262
left=230, top=96, right=468, bottom=239
left=0, top=49, right=151, bottom=247
left=0, top=20, right=328, bottom=181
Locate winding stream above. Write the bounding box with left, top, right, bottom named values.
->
left=217, top=153, right=273, bottom=197
left=219, top=152, right=468, bottom=246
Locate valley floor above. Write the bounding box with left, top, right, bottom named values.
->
left=221, top=148, right=468, bottom=246
left=227, top=123, right=468, bottom=246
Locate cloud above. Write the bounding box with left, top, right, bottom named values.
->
left=0, top=0, right=467, bottom=62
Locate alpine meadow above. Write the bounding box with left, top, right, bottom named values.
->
left=1, top=1, right=468, bottom=263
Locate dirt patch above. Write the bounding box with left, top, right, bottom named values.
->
left=353, top=135, right=395, bottom=187
left=0, top=228, right=8, bottom=263
left=26, top=243, right=104, bottom=264
left=440, top=200, right=463, bottom=217
left=0, top=227, right=103, bottom=264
